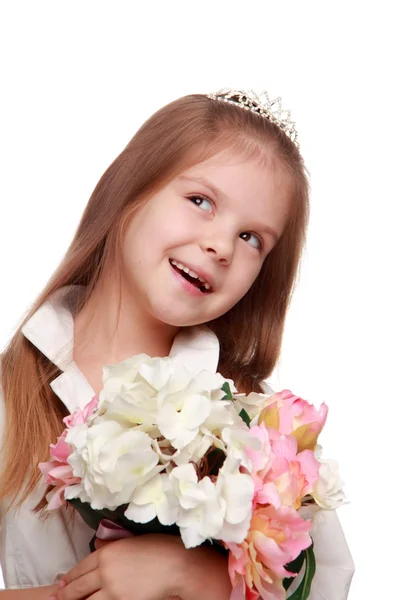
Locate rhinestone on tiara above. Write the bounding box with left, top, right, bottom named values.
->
left=206, top=88, right=299, bottom=149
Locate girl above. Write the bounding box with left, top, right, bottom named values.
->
left=0, top=90, right=354, bottom=599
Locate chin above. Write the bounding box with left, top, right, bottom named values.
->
left=148, top=295, right=230, bottom=329
left=150, top=305, right=211, bottom=329
left=156, top=312, right=208, bottom=328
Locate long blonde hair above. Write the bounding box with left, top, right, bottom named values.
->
left=0, top=94, right=310, bottom=509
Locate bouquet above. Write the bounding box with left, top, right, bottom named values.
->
left=39, top=353, right=346, bottom=600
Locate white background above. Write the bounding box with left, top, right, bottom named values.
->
left=0, top=1, right=398, bottom=596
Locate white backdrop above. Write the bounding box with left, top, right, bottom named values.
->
left=0, top=1, right=398, bottom=596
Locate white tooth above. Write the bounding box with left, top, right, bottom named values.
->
left=171, top=260, right=207, bottom=285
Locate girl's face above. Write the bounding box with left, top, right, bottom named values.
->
left=121, top=148, right=291, bottom=327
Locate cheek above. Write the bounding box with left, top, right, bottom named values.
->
left=223, top=261, right=263, bottom=307
left=164, top=203, right=197, bottom=230
left=124, top=212, right=166, bottom=258
left=236, top=257, right=263, bottom=290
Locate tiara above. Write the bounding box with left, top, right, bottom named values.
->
left=206, top=88, right=299, bottom=149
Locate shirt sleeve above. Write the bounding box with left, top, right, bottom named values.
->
left=311, top=509, right=354, bottom=598
left=287, top=509, right=355, bottom=599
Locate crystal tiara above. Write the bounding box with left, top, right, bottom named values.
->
left=206, top=88, right=299, bottom=149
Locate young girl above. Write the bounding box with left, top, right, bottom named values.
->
left=0, top=90, right=354, bottom=599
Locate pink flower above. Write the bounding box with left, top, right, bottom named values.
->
left=266, top=430, right=320, bottom=509
left=39, top=430, right=80, bottom=509
left=49, top=429, right=71, bottom=463
left=246, top=424, right=320, bottom=510
left=39, top=462, right=81, bottom=509
left=38, top=397, right=98, bottom=510
left=245, top=424, right=274, bottom=475
left=63, top=395, right=99, bottom=427
left=245, top=425, right=281, bottom=510
left=258, top=390, right=328, bottom=452
left=226, top=505, right=312, bottom=600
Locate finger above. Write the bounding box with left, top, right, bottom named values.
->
left=59, top=551, right=99, bottom=586
left=56, top=569, right=101, bottom=600
left=87, top=592, right=107, bottom=600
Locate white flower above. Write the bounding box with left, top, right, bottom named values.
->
left=98, top=356, right=233, bottom=450
left=201, top=399, right=244, bottom=438
left=171, top=433, right=214, bottom=466
left=222, top=427, right=262, bottom=471
left=62, top=354, right=250, bottom=523
left=125, top=473, right=179, bottom=526
left=157, top=393, right=212, bottom=449
left=99, top=392, right=159, bottom=431
left=312, top=458, right=347, bottom=509
left=151, top=437, right=179, bottom=465
left=170, top=464, right=225, bottom=548
left=100, top=354, right=173, bottom=402
left=97, top=355, right=173, bottom=429
left=214, top=457, right=254, bottom=543
left=170, top=464, right=208, bottom=509
left=184, top=370, right=233, bottom=399
left=155, top=367, right=228, bottom=450
left=155, top=364, right=226, bottom=406
left=232, top=391, right=276, bottom=424
left=66, top=420, right=161, bottom=509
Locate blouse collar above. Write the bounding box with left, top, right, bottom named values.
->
left=21, top=285, right=220, bottom=414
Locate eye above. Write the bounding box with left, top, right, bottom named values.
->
left=188, top=194, right=213, bottom=213
left=240, top=232, right=263, bottom=250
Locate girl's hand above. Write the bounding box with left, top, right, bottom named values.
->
left=52, top=535, right=232, bottom=600
left=178, top=543, right=232, bottom=600
left=94, top=537, right=112, bottom=550
left=52, top=535, right=186, bottom=600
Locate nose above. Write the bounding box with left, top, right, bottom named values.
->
left=200, top=234, right=234, bottom=265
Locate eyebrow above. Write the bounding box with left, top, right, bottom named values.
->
left=178, top=174, right=279, bottom=242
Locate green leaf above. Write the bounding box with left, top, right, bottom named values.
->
left=221, top=382, right=233, bottom=400
left=283, top=550, right=306, bottom=591
left=68, top=498, right=107, bottom=531
left=286, top=544, right=316, bottom=600
left=239, top=408, right=251, bottom=427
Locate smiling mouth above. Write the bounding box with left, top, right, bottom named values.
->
left=169, top=259, right=212, bottom=293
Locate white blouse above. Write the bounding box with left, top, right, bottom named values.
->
left=0, top=287, right=355, bottom=596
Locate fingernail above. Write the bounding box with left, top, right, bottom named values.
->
left=58, top=579, right=66, bottom=588
left=49, top=596, right=57, bottom=600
